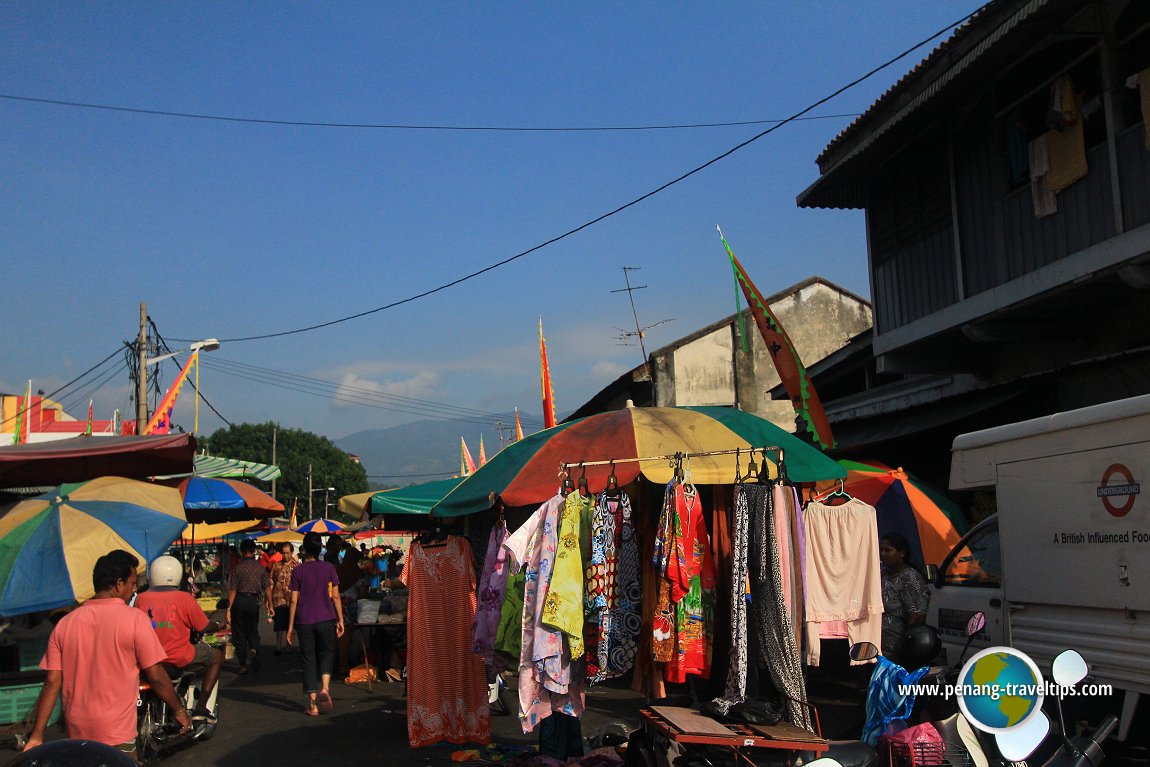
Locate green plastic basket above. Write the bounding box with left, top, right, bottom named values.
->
left=0, top=682, right=61, bottom=726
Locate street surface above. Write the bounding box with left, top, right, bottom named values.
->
left=1, top=637, right=867, bottom=766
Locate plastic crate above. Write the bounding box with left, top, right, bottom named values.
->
left=17, top=638, right=48, bottom=672
left=0, top=682, right=61, bottom=726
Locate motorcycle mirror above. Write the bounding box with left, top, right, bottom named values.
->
left=848, top=642, right=879, bottom=662
left=1052, top=649, right=1089, bottom=687
left=994, top=711, right=1050, bottom=762
left=966, top=612, right=987, bottom=637
left=803, top=759, right=845, bottom=767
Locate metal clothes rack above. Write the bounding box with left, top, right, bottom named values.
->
left=559, top=446, right=785, bottom=472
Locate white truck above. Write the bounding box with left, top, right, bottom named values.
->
left=926, top=394, right=1150, bottom=742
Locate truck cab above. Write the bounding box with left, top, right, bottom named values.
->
left=926, top=515, right=1003, bottom=667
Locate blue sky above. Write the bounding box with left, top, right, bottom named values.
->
left=1, top=2, right=985, bottom=444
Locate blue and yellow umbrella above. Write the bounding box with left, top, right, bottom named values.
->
left=294, top=518, right=345, bottom=534
left=0, top=476, right=187, bottom=616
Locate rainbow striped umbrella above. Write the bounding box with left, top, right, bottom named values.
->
left=818, top=460, right=969, bottom=567
left=0, top=477, right=187, bottom=616
left=294, top=518, right=345, bottom=534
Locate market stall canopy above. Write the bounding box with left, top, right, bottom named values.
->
left=0, top=476, right=186, bottom=615
left=433, top=405, right=846, bottom=516
left=180, top=520, right=260, bottom=542
left=176, top=477, right=284, bottom=524
left=257, top=529, right=304, bottom=543
left=191, top=455, right=281, bottom=481
left=0, top=434, right=197, bottom=489
left=339, top=477, right=464, bottom=520
left=816, top=460, right=970, bottom=568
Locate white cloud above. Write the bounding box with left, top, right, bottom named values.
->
left=591, top=360, right=630, bottom=381
left=332, top=370, right=441, bottom=408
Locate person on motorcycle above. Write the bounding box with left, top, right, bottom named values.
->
left=23, top=550, right=191, bottom=757
left=134, top=555, right=226, bottom=725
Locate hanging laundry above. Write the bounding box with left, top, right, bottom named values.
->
left=403, top=536, right=491, bottom=747
left=710, top=480, right=750, bottom=715
left=1029, top=134, right=1058, bottom=218
left=802, top=498, right=883, bottom=668
left=584, top=491, right=640, bottom=682
left=543, top=491, right=592, bottom=656
left=473, top=518, right=510, bottom=669
left=665, top=483, right=715, bottom=684
left=651, top=481, right=677, bottom=663
left=508, top=494, right=585, bottom=733
left=744, top=483, right=810, bottom=730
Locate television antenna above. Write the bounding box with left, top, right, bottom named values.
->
left=611, top=267, right=673, bottom=364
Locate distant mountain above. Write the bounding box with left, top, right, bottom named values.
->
left=336, top=413, right=539, bottom=486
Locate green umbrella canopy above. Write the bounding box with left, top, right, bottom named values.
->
left=371, top=477, right=464, bottom=515
left=433, top=405, right=846, bottom=517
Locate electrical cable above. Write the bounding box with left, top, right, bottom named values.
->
left=150, top=325, right=233, bottom=428
left=0, top=347, right=124, bottom=430
left=0, top=94, right=860, bottom=132
left=167, top=5, right=983, bottom=345
left=198, top=357, right=520, bottom=427
left=366, top=471, right=461, bottom=479
left=59, top=359, right=128, bottom=416
left=199, top=355, right=545, bottom=428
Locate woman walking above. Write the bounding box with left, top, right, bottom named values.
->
left=270, top=542, right=298, bottom=655
left=287, top=533, right=344, bottom=716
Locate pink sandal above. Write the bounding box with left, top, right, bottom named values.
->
left=319, top=690, right=333, bottom=712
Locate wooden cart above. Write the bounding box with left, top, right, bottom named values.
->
left=640, top=705, right=828, bottom=766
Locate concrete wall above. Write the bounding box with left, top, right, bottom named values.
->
left=651, top=280, right=872, bottom=431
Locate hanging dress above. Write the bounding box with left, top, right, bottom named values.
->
left=651, top=481, right=677, bottom=662
left=473, top=518, right=510, bottom=669
left=665, top=484, right=716, bottom=683
left=402, top=536, right=491, bottom=748
left=585, top=491, right=641, bottom=682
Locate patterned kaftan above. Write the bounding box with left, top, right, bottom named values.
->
left=402, top=536, right=491, bottom=747
left=665, top=484, right=716, bottom=683
left=584, top=491, right=641, bottom=682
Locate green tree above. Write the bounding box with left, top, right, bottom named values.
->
left=203, top=422, right=368, bottom=520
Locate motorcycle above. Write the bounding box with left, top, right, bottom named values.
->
left=135, top=661, right=220, bottom=763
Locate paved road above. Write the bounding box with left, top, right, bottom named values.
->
left=2, top=640, right=867, bottom=766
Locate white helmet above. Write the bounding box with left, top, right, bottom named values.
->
left=149, top=555, right=183, bottom=588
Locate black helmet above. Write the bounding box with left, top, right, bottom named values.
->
left=9, top=739, right=137, bottom=767
left=898, top=624, right=941, bottom=669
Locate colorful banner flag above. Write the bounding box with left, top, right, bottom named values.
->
left=460, top=437, right=477, bottom=476
left=11, top=380, right=31, bottom=446
left=144, top=351, right=198, bottom=435
left=514, top=407, right=525, bottom=442
left=719, top=228, right=836, bottom=450
left=478, top=435, right=487, bottom=467
left=539, top=319, right=557, bottom=429
left=84, top=400, right=93, bottom=437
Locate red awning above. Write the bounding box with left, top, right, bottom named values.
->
left=0, top=434, right=197, bottom=488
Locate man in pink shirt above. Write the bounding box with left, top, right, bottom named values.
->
left=24, top=550, right=191, bottom=757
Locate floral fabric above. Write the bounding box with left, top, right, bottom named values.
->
left=665, top=484, right=715, bottom=683
left=542, top=492, right=590, bottom=657
left=269, top=558, right=298, bottom=609
left=473, top=519, right=510, bottom=666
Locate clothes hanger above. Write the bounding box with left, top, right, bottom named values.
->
left=823, top=478, right=854, bottom=506
left=577, top=463, right=589, bottom=498
left=744, top=449, right=759, bottom=482
left=735, top=448, right=743, bottom=484
left=419, top=517, right=449, bottom=547
left=560, top=463, right=575, bottom=495
left=604, top=461, right=621, bottom=498
left=682, top=455, right=696, bottom=498
left=755, top=448, right=772, bottom=484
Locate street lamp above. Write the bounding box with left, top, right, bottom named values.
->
left=140, top=338, right=221, bottom=434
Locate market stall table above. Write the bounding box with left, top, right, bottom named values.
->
left=348, top=616, right=405, bottom=692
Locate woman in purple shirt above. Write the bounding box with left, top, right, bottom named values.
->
left=287, top=533, right=345, bottom=716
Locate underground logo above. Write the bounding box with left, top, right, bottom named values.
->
left=1097, top=464, right=1140, bottom=518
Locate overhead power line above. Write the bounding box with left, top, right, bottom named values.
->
left=0, top=347, right=124, bottom=430
left=167, top=5, right=981, bottom=345
left=0, top=94, right=860, bottom=132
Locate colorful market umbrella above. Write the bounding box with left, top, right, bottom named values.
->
left=817, top=460, right=970, bottom=568
left=0, top=476, right=187, bottom=616
left=177, top=477, right=284, bottom=524
left=433, top=405, right=846, bottom=517
left=257, top=529, right=304, bottom=543
left=294, top=518, right=345, bottom=534
left=179, top=520, right=260, bottom=543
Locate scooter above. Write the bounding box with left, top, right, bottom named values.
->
left=135, top=661, right=220, bottom=764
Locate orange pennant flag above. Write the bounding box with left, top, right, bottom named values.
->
left=460, top=437, right=477, bottom=476
left=539, top=319, right=557, bottom=429
left=145, top=351, right=198, bottom=435
left=514, top=407, right=525, bottom=442
left=478, top=435, right=487, bottom=467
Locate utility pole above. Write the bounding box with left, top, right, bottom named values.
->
left=270, top=426, right=278, bottom=500
left=136, top=302, right=148, bottom=433
left=307, top=463, right=313, bottom=520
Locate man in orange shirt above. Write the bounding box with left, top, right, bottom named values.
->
left=24, top=550, right=191, bottom=757
left=135, top=556, right=226, bottom=726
